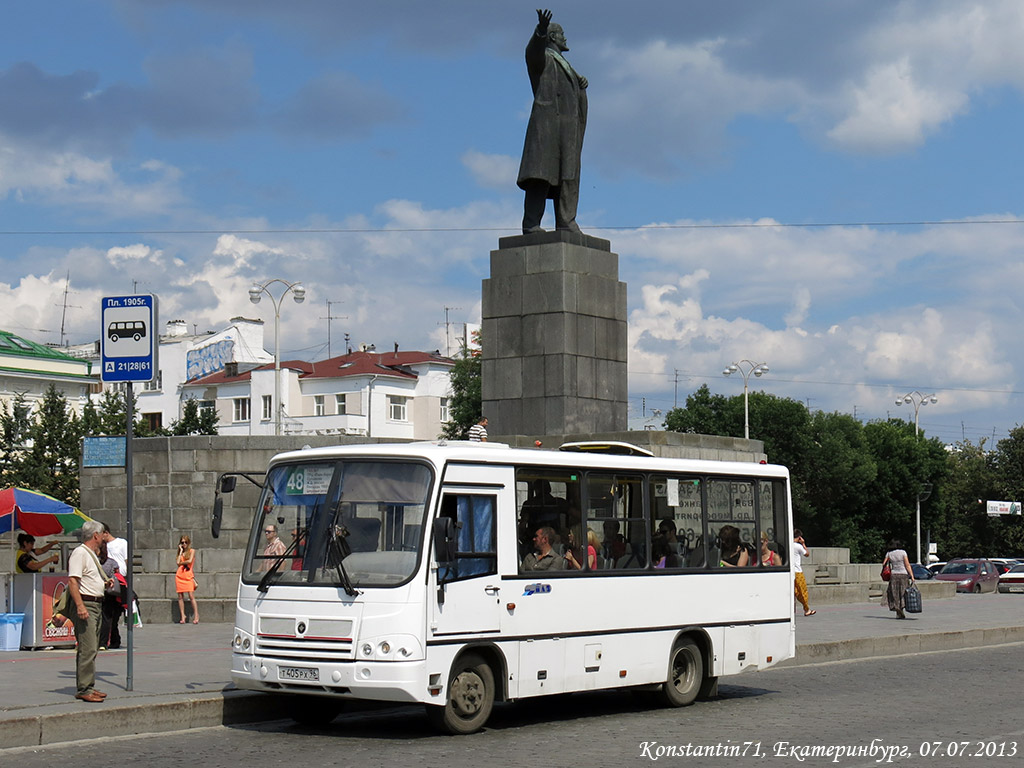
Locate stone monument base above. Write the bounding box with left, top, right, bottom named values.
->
left=482, top=230, right=627, bottom=437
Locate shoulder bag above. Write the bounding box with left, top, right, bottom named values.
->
left=880, top=559, right=891, bottom=582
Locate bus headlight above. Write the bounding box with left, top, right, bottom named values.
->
left=361, top=643, right=374, bottom=657
left=233, top=629, right=254, bottom=654
left=358, top=634, right=422, bottom=661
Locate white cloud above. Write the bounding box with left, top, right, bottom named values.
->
left=462, top=150, right=518, bottom=190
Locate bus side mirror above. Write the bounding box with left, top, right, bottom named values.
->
left=432, top=517, right=457, bottom=565
left=211, top=475, right=237, bottom=539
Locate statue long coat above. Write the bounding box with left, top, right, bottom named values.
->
left=516, top=28, right=588, bottom=194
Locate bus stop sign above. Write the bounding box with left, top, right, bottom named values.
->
left=101, top=294, right=158, bottom=383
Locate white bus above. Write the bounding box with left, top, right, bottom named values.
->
left=220, top=440, right=795, bottom=733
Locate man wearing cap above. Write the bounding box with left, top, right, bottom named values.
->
left=68, top=520, right=113, bottom=702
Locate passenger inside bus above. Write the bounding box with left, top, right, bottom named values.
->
left=657, top=518, right=686, bottom=567
left=600, top=519, right=626, bottom=564
left=718, top=525, right=750, bottom=567
left=564, top=528, right=599, bottom=570
left=520, top=480, right=569, bottom=535
left=521, top=527, right=566, bottom=571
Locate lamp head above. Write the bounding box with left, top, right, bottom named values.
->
left=248, top=285, right=262, bottom=304
left=291, top=283, right=306, bottom=304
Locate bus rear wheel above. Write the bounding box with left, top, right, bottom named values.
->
left=426, top=653, right=495, bottom=734
left=659, top=638, right=703, bottom=707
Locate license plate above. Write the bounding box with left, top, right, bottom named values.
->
left=279, top=666, right=319, bottom=681
left=1010, top=586, right=1024, bottom=593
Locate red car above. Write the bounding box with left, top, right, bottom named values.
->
left=934, top=559, right=1000, bottom=593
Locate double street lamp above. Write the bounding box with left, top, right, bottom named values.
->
left=895, top=390, right=938, bottom=438
left=723, top=360, right=769, bottom=440
left=249, top=279, right=306, bottom=436
left=896, top=390, right=938, bottom=565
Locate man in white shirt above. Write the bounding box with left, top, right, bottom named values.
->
left=792, top=529, right=815, bottom=617
left=102, top=523, right=128, bottom=649
left=69, top=521, right=114, bottom=702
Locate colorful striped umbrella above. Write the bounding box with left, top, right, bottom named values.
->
left=0, top=488, right=93, bottom=536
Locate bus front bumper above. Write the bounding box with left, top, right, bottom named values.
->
left=231, top=652, right=430, bottom=704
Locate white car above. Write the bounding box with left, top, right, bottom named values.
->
left=997, top=563, right=1024, bottom=594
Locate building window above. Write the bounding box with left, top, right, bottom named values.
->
left=335, top=394, right=347, bottom=415
left=388, top=395, right=408, bottom=422
left=440, top=397, right=450, bottom=423
left=198, top=400, right=215, bottom=415
left=314, top=395, right=325, bottom=416
left=261, top=395, right=272, bottom=420
left=143, top=412, right=162, bottom=432
left=233, top=398, right=251, bottom=422
left=143, top=371, right=163, bottom=391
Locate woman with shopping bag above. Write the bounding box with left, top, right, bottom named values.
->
left=882, top=539, right=915, bottom=619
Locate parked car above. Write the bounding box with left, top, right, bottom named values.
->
left=934, top=559, right=1000, bottom=593
left=998, top=564, right=1024, bottom=594
left=988, top=558, right=1015, bottom=574
left=910, top=563, right=935, bottom=580
left=927, top=561, right=946, bottom=575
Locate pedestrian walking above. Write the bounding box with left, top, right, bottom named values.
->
left=468, top=416, right=488, bottom=442
left=68, top=520, right=113, bottom=702
left=793, top=529, right=816, bottom=616
left=883, top=539, right=915, bottom=619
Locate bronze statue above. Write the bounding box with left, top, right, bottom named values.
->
left=517, top=9, right=588, bottom=234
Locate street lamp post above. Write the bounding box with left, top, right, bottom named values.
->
left=896, top=390, right=938, bottom=565
left=249, top=278, right=306, bottom=436
left=723, top=360, right=769, bottom=440
left=895, top=390, right=938, bottom=438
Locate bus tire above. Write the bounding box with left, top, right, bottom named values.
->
left=660, top=638, right=703, bottom=707
left=288, top=696, right=344, bottom=726
left=426, top=653, right=495, bottom=734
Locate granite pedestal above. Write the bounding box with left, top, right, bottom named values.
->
left=482, top=230, right=627, bottom=437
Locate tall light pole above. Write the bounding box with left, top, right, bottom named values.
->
left=723, top=360, right=769, bottom=439
left=895, top=390, right=937, bottom=438
left=249, top=279, right=306, bottom=435
left=896, top=390, right=938, bottom=564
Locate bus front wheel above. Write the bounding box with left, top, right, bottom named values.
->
left=660, top=638, right=703, bottom=707
left=426, top=653, right=495, bottom=734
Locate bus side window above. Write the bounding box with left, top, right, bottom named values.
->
left=439, top=494, right=496, bottom=581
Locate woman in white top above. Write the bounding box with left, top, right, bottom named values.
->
left=883, top=539, right=915, bottom=619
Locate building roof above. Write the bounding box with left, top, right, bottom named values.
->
left=0, top=330, right=85, bottom=363
left=182, top=349, right=452, bottom=387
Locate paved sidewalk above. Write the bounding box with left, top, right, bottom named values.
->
left=1, top=592, right=1022, bottom=749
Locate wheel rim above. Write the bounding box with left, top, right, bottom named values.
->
left=450, top=669, right=485, bottom=717
left=670, top=647, right=697, bottom=694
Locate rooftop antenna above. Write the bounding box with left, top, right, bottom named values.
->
left=440, top=306, right=462, bottom=357
left=344, top=332, right=352, bottom=355
left=56, top=270, right=80, bottom=346
left=320, top=300, right=348, bottom=358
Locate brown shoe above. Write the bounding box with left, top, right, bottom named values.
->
left=75, top=691, right=105, bottom=703
left=92, top=690, right=108, bottom=698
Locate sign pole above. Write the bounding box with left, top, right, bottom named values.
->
left=100, top=293, right=156, bottom=694
left=126, top=382, right=134, bottom=691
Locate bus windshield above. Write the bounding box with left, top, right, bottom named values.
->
left=242, top=459, right=432, bottom=588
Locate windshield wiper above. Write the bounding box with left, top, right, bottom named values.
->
left=327, top=525, right=360, bottom=597
left=257, top=532, right=306, bottom=593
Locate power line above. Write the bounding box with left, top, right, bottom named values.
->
left=1, top=218, right=1024, bottom=237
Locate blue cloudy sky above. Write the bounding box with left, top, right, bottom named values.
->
left=3, top=1, right=1024, bottom=444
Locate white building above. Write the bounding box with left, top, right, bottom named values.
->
left=70, top=318, right=273, bottom=432
left=181, top=348, right=455, bottom=439
left=0, top=330, right=94, bottom=416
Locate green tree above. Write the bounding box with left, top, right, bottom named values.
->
left=664, top=384, right=735, bottom=435
left=19, top=385, right=83, bottom=506
left=170, top=398, right=219, bottom=435
left=0, top=391, right=32, bottom=485
left=861, top=419, right=948, bottom=562
left=936, top=440, right=997, bottom=558
left=441, top=331, right=482, bottom=439
left=799, top=411, right=877, bottom=559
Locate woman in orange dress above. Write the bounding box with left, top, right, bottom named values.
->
left=174, top=535, right=199, bottom=624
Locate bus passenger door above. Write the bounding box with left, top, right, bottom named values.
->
left=430, top=491, right=502, bottom=637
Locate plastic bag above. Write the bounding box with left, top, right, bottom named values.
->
left=131, top=599, right=143, bottom=628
